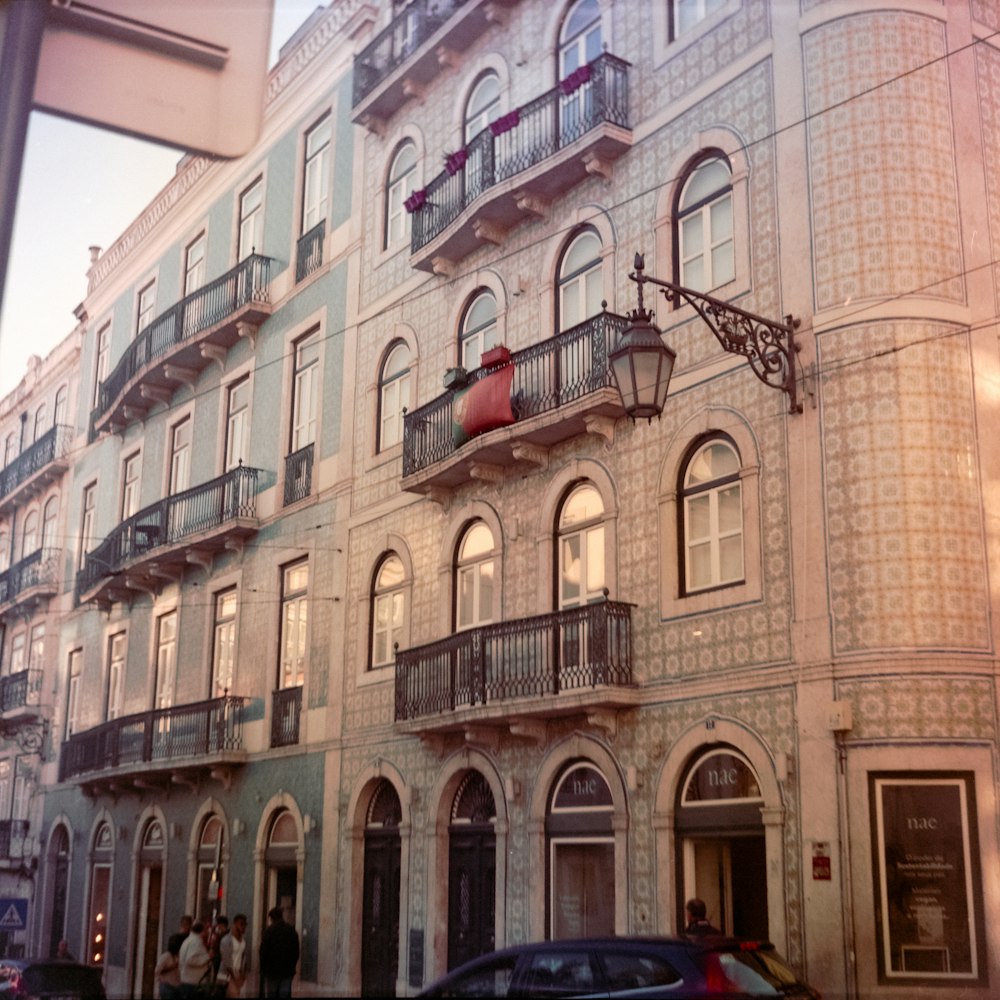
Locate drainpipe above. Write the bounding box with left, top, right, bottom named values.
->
left=836, top=731, right=858, bottom=999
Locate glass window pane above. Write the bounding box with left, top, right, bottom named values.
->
left=710, top=195, right=732, bottom=241
left=561, top=536, right=581, bottom=604
left=461, top=523, right=494, bottom=559
left=458, top=568, right=475, bottom=627
left=682, top=254, right=704, bottom=290
left=586, top=526, right=604, bottom=594
left=719, top=535, right=744, bottom=581
left=682, top=214, right=703, bottom=256
left=681, top=158, right=730, bottom=208
left=479, top=561, right=494, bottom=618
left=718, top=484, right=742, bottom=533
left=688, top=542, right=711, bottom=590
left=687, top=495, right=711, bottom=539
left=712, top=241, right=735, bottom=287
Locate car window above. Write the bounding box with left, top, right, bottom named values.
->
left=716, top=954, right=779, bottom=995
left=517, top=950, right=598, bottom=997
left=600, top=951, right=682, bottom=992
left=435, top=955, right=517, bottom=997
left=23, top=962, right=105, bottom=999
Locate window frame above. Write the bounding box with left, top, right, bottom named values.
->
left=121, top=451, right=141, bottom=520
left=65, top=647, right=82, bottom=738
left=385, top=141, right=416, bottom=249
left=237, top=176, right=264, bottom=261
left=302, top=113, right=332, bottom=235
left=136, top=280, right=156, bottom=337
left=377, top=341, right=410, bottom=453
left=153, top=610, right=178, bottom=710
left=278, top=559, right=309, bottom=690
left=557, top=482, right=607, bottom=610
left=93, top=322, right=111, bottom=407
left=290, top=330, right=320, bottom=454
left=455, top=521, right=499, bottom=631
left=225, top=376, right=251, bottom=470
left=370, top=552, right=407, bottom=670
left=105, top=631, right=126, bottom=721
left=679, top=435, right=744, bottom=595
left=459, top=290, right=498, bottom=373
left=557, top=227, right=604, bottom=333
left=212, top=588, right=238, bottom=698
left=675, top=154, right=734, bottom=294
left=79, top=481, right=97, bottom=570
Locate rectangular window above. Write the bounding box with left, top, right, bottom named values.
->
left=184, top=233, right=207, bottom=296
left=870, top=772, right=986, bottom=985
left=10, top=631, right=25, bottom=675
left=28, top=623, right=44, bottom=670
left=121, top=452, right=141, bottom=520
left=106, top=632, right=126, bottom=720
left=79, top=482, right=96, bottom=570
left=0, top=760, right=9, bottom=818
left=290, top=331, right=319, bottom=452
left=212, top=589, right=237, bottom=698
left=94, top=323, right=111, bottom=407
left=11, top=760, right=29, bottom=821
left=238, top=177, right=264, bottom=260
left=154, top=612, right=177, bottom=710
left=66, top=648, right=82, bottom=738
left=302, top=115, right=331, bottom=234
left=278, top=560, right=308, bottom=689
left=168, top=418, right=192, bottom=494
left=136, top=280, right=156, bottom=336
left=225, top=378, right=250, bottom=470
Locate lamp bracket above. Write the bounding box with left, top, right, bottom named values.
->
left=630, top=254, right=802, bottom=414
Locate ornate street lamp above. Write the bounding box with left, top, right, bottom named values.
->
left=610, top=253, right=802, bottom=420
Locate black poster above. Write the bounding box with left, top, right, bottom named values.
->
left=871, top=774, right=985, bottom=984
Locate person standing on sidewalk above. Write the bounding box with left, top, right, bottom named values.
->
left=258, top=906, right=299, bottom=999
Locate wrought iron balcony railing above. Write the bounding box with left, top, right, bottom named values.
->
left=92, top=254, right=272, bottom=433
left=411, top=53, right=630, bottom=256
left=0, top=549, right=60, bottom=612
left=271, top=686, right=302, bottom=747
left=403, top=309, right=630, bottom=479
left=395, top=600, right=634, bottom=722
left=0, top=424, right=72, bottom=505
left=352, top=0, right=465, bottom=107
left=283, top=444, right=314, bottom=506
left=0, top=820, right=29, bottom=861
left=59, top=695, right=247, bottom=782
left=77, top=465, right=261, bottom=598
left=0, top=669, right=41, bottom=714
left=295, top=221, right=325, bottom=282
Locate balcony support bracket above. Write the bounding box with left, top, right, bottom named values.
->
left=187, top=551, right=214, bottom=572
left=0, top=719, right=45, bottom=753
left=200, top=342, right=228, bottom=371
left=125, top=573, right=158, bottom=597
left=164, top=363, right=199, bottom=388
left=583, top=414, right=616, bottom=445
left=469, top=461, right=504, bottom=485
left=585, top=708, right=619, bottom=738
left=140, top=385, right=173, bottom=407
left=122, top=404, right=148, bottom=425
left=582, top=151, right=613, bottom=182
left=473, top=219, right=506, bottom=246
left=513, top=191, right=549, bottom=219
left=509, top=719, right=547, bottom=745
left=511, top=442, right=548, bottom=470
left=431, top=256, right=456, bottom=277
left=210, top=765, right=234, bottom=791
left=236, top=321, right=259, bottom=349
left=171, top=771, right=200, bottom=793
left=463, top=725, right=501, bottom=753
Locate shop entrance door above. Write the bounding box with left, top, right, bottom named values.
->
left=447, top=829, right=496, bottom=970
left=682, top=835, right=768, bottom=938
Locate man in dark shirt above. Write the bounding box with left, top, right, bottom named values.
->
left=684, top=897, right=721, bottom=935
left=259, top=906, right=300, bottom=998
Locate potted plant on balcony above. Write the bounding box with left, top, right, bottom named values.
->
left=443, top=366, right=468, bottom=389
left=481, top=345, right=511, bottom=368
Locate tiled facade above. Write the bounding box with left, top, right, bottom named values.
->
left=0, top=1, right=998, bottom=998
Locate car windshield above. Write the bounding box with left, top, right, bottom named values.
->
left=23, top=963, right=103, bottom=994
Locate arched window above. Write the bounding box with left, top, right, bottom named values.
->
left=264, top=809, right=298, bottom=931
left=455, top=521, right=497, bottom=630
left=53, top=386, right=68, bottom=428
left=681, top=437, right=743, bottom=593
left=33, top=404, right=47, bottom=443
left=385, top=142, right=416, bottom=248
left=371, top=553, right=406, bottom=669
left=41, top=496, right=58, bottom=551
left=465, top=73, right=500, bottom=143
left=558, top=228, right=603, bottom=332
left=378, top=342, right=411, bottom=451
left=21, top=509, right=39, bottom=558
left=676, top=155, right=734, bottom=293
left=558, top=0, right=601, bottom=141
left=557, top=483, right=605, bottom=608
left=460, top=291, right=498, bottom=372
left=196, top=816, right=226, bottom=926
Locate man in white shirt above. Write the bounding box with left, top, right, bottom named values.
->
left=178, top=919, right=213, bottom=997
left=218, top=913, right=248, bottom=998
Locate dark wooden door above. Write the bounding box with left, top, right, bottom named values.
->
left=361, top=831, right=401, bottom=997
left=447, top=829, right=496, bottom=970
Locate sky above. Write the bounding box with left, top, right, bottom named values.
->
left=0, top=0, right=324, bottom=399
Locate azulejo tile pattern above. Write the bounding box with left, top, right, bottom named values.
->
left=820, top=322, right=989, bottom=654
left=805, top=13, right=964, bottom=310
left=836, top=677, right=994, bottom=741
left=976, top=45, right=1000, bottom=320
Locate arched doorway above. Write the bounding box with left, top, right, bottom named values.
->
left=45, top=825, right=70, bottom=957
left=447, top=772, right=496, bottom=970
left=675, top=747, right=768, bottom=938
left=195, top=816, right=226, bottom=926
left=87, top=821, right=114, bottom=970
left=547, top=761, right=615, bottom=939
left=362, top=780, right=401, bottom=997
left=263, top=810, right=299, bottom=929
left=132, top=819, right=165, bottom=999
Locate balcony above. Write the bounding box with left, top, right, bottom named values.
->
left=91, top=254, right=273, bottom=437
left=0, top=424, right=72, bottom=514
left=395, top=600, right=637, bottom=741
left=352, top=0, right=516, bottom=126
left=283, top=444, right=314, bottom=507
left=0, top=549, right=60, bottom=619
left=77, top=465, right=262, bottom=608
left=271, top=687, right=302, bottom=748
left=0, top=668, right=42, bottom=722
left=403, top=310, right=629, bottom=495
left=0, top=820, right=29, bottom=863
left=409, top=53, right=631, bottom=274
left=59, top=695, right=248, bottom=794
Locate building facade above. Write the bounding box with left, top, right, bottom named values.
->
left=1, top=0, right=998, bottom=997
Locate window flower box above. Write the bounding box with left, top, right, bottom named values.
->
left=443, top=366, right=468, bottom=390
left=481, top=345, right=511, bottom=368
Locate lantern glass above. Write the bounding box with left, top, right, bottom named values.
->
left=610, top=318, right=676, bottom=419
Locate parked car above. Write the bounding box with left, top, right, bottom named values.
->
left=0, top=958, right=106, bottom=1000
left=418, top=935, right=822, bottom=998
